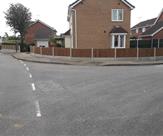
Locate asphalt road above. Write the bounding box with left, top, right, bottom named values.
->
left=1, top=52, right=163, bottom=136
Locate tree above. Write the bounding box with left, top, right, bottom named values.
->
left=4, top=3, right=31, bottom=52
left=4, top=32, right=9, bottom=39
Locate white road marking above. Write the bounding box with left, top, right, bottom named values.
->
left=35, top=100, right=42, bottom=117
left=26, top=67, right=29, bottom=71
left=31, top=83, right=36, bottom=91
left=29, top=73, right=32, bottom=78
left=24, top=64, right=27, bottom=67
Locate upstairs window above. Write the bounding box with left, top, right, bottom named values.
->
left=112, top=9, right=123, bottom=21
left=142, top=27, right=146, bottom=33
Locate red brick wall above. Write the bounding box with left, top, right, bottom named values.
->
left=157, top=13, right=163, bottom=22
left=153, top=29, right=163, bottom=39
left=25, top=22, right=55, bottom=45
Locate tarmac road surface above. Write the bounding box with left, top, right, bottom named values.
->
left=1, top=52, right=163, bottom=136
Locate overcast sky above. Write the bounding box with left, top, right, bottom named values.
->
left=0, top=0, right=162, bottom=36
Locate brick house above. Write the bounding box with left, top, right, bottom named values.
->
left=67, top=0, right=134, bottom=49
left=131, top=9, right=163, bottom=40
left=25, top=20, right=57, bottom=46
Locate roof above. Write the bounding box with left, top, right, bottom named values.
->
left=154, top=8, right=163, bottom=25
left=131, top=8, right=163, bottom=30
left=69, top=0, right=135, bottom=9
left=35, top=28, right=53, bottom=40
left=131, top=18, right=156, bottom=29
left=29, top=20, right=57, bottom=33
left=63, top=30, right=70, bottom=35
left=110, top=26, right=128, bottom=33
left=141, top=21, right=163, bottom=37
left=69, top=0, right=80, bottom=8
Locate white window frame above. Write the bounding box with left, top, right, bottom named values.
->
left=136, top=28, right=139, bottom=34
left=142, top=27, right=146, bottom=33
left=112, top=9, right=124, bottom=22
left=111, top=33, right=127, bottom=48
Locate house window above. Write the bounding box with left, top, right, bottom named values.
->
left=112, top=34, right=126, bottom=48
left=142, top=27, right=146, bottom=33
left=136, top=28, right=139, bottom=34
left=112, top=9, right=123, bottom=21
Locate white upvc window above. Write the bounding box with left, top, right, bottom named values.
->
left=111, top=33, right=126, bottom=48
left=112, top=9, right=123, bottom=21
left=142, top=27, right=146, bottom=33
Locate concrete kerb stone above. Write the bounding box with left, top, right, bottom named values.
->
left=101, top=62, right=163, bottom=66
left=10, top=53, right=163, bottom=67
left=12, top=54, right=74, bottom=66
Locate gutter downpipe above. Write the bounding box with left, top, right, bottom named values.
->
left=72, top=9, right=78, bottom=49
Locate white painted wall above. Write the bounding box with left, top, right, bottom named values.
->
left=64, top=35, right=71, bottom=48
left=36, top=40, right=49, bottom=47
left=0, top=37, right=2, bottom=45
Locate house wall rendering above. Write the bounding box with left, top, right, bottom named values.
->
left=69, top=0, right=134, bottom=49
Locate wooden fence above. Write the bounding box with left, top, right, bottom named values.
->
left=1, top=44, right=17, bottom=50
left=32, top=47, right=163, bottom=58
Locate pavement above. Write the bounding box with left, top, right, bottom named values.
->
left=1, top=49, right=163, bottom=66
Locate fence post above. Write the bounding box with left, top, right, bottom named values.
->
left=137, top=47, right=139, bottom=60
left=33, top=46, right=35, bottom=54
left=70, top=47, right=72, bottom=58
left=154, top=47, right=156, bottom=61
left=40, top=47, right=42, bottom=55
left=91, top=48, right=94, bottom=61
left=136, top=39, right=139, bottom=48
left=151, top=39, right=153, bottom=48
left=114, top=48, right=117, bottom=60
left=158, top=39, right=160, bottom=48
left=52, top=47, right=55, bottom=56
